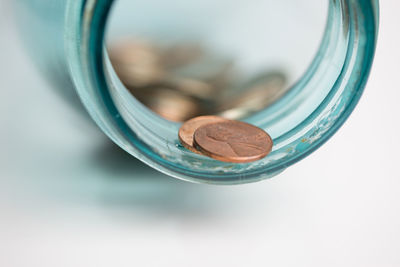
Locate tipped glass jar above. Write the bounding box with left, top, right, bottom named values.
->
left=13, top=0, right=379, bottom=184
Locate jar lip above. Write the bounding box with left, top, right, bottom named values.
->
left=65, top=0, right=379, bottom=184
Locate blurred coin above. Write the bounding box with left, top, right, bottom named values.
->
left=109, top=39, right=294, bottom=122
left=193, top=120, right=273, bottom=163
left=108, top=40, right=165, bottom=87
left=136, top=88, right=202, bottom=122
left=109, top=40, right=234, bottom=100
left=164, top=77, right=215, bottom=100
left=161, top=43, right=204, bottom=68
left=108, top=40, right=159, bottom=65
left=178, top=116, right=227, bottom=153
left=171, top=55, right=235, bottom=90
left=217, top=71, right=287, bottom=120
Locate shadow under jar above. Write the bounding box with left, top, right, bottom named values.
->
left=14, top=0, right=379, bottom=184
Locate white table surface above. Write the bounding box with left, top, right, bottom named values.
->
left=1, top=1, right=400, bottom=267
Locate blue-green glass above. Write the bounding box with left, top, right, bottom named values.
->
left=13, top=0, right=379, bottom=184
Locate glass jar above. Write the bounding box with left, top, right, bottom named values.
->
left=13, top=0, right=379, bottom=184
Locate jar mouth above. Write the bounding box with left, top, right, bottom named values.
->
left=66, top=0, right=378, bottom=184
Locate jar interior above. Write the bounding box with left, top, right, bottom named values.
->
left=96, top=0, right=357, bottom=183
left=105, top=0, right=327, bottom=123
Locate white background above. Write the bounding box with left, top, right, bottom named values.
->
left=1, top=1, right=400, bottom=267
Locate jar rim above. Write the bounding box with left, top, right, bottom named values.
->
left=66, top=0, right=379, bottom=184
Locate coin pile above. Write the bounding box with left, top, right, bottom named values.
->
left=178, top=116, right=273, bottom=163
left=108, top=39, right=288, bottom=122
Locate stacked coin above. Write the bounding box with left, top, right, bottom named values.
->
left=108, top=39, right=288, bottom=122
left=109, top=39, right=233, bottom=122
left=178, top=116, right=273, bottom=163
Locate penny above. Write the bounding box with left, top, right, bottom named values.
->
left=193, top=120, right=273, bottom=163
left=178, top=116, right=227, bottom=153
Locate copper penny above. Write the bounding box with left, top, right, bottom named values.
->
left=193, top=121, right=273, bottom=163
left=179, top=116, right=227, bottom=153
